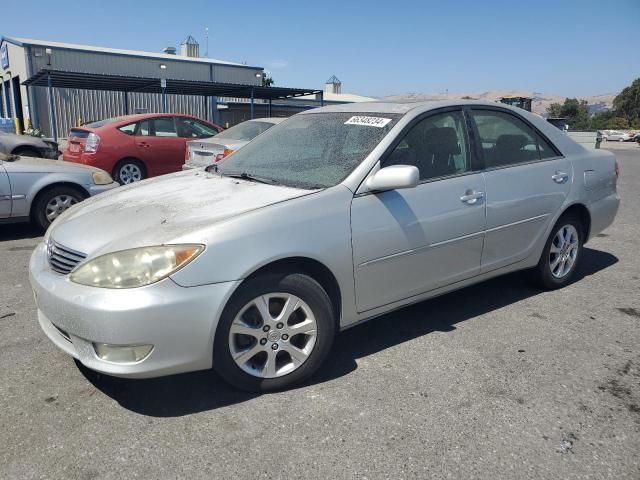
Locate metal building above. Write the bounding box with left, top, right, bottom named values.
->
left=0, top=36, right=267, bottom=137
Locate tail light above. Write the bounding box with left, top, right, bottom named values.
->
left=84, top=132, right=100, bottom=153
left=185, top=145, right=190, bottom=162
left=215, top=148, right=234, bottom=163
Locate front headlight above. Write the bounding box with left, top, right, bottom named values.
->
left=70, top=245, right=204, bottom=288
left=92, top=171, right=114, bottom=185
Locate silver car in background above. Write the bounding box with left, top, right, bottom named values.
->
left=30, top=101, right=619, bottom=392
left=0, top=152, right=118, bottom=230
left=183, top=117, right=284, bottom=169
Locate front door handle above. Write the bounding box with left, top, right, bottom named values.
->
left=552, top=171, right=569, bottom=183
left=460, top=190, right=485, bottom=205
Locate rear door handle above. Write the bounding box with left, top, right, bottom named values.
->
left=137, top=142, right=150, bottom=148
left=552, top=171, right=569, bottom=183
left=460, top=190, right=485, bottom=205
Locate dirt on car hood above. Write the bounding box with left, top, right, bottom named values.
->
left=48, top=169, right=316, bottom=257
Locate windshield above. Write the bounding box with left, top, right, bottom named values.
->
left=217, top=113, right=400, bottom=189
left=215, top=121, right=275, bottom=141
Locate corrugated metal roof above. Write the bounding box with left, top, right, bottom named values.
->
left=2, top=36, right=259, bottom=69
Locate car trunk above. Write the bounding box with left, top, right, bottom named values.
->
left=185, top=138, right=246, bottom=168
left=65, top=128, right=93, bottom=160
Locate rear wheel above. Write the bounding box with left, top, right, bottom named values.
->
left=113, top=159, right=146, bottom=184
left=531, top=214, right=583, bottom=290
left=32, top=186, right=84, bottom=231
left=214, top=273, right=336, bottom=392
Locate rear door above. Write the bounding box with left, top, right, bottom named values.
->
left=134, top=117, right=184, bottom=175
left=468, top=108, right=572, bottom=272
left=0, top=163, right=11, bottom=217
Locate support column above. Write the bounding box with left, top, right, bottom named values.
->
left=250, top=87, right=254, bottom=119
left=123, top=91, right=129, bottom=115
left=320, top=91, right=324, bottom=107
left=161, top=87, right=167, bottom=113
left=47, top=74, right=58, bottom=142
left=0, top=79, right=5, bottom=118
left=268, top=98, right=272, bottom=117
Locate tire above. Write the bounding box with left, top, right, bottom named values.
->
left=13, top=147, right=42, bottom=158
left=531, top=214, right=583, bottom=290
left=32, top=186, right=84, bottom=231
left=113, top=159, right=146, bottom=185
left=214, top=273, right=336, bottom=392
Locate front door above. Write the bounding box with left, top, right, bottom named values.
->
left=351, top=109, right=486, bottom=312
left=468, top=108, right=572, bottom=272
left=0, top=164, right=11, bottom=218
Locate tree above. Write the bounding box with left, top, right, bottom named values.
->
left=607, top=117, right=629, bottom=129
left=546, top=102, right=563, bottom=118
left=262, top=75, right=274, bottom=87
left=612, top=78, right=640, bottom=125
left=546, top=98, right=590, bottom=130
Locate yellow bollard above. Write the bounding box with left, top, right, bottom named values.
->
left=24, top=118, right=31, bottom=131
left=14, top=117, right=20, bottom=135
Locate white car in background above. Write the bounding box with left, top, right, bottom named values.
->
left=184, top=118, right=285, bottom=169
left=603, top=130, right=632, bottom=142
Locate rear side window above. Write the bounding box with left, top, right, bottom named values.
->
left=138, top=120, right=151, bottom=136
left=153, top=118, right=178, bottom=137
left=470, top=110, right=557, bottom=167
left=118, top=123, right=136, bottom=135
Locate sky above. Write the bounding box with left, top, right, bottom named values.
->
left=2, top=0, right=638, bottom=98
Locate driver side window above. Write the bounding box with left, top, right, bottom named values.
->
left=382, top=110, right=470, bottom=181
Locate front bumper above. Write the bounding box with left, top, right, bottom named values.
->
left=29, top=242, right=240, bottom=378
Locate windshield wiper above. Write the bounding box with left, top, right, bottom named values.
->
left=219, top=171, right=280, bottom=185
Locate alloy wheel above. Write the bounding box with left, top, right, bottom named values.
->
left=228, top=293, right=318, bottom=378
left=549, top=224, right=579, bottom=279
left=119, top=163, right=143, bottom=184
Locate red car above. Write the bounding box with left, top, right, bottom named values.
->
left=63, top=113, right=223, bottom=184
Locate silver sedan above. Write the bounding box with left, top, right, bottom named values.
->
left=1, top=153, right=119, bottom=230
left=29, top=101, right=620, bottom=391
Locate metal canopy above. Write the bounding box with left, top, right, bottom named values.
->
left=23, top=69, right=322, bottom=100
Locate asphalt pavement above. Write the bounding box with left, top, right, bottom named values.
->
left=1, top=144, right=639, bottom=479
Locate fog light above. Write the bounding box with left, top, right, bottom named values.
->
left=93, top=343, right=153, bottom=363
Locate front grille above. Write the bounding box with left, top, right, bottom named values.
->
left=47, top=240, right=87, bottom=274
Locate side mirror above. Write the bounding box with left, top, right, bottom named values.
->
left=366, top=165, right=419, bottom=192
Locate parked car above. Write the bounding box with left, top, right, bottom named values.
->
left=184, top=118, right=285, bottom=169
left=0, top=131, right=60, bottom=159
left=0, top=152, right=118, bottom=230
left=62, top=114, right=222, bottom=184
left=634, top=132, right=640, bottom=144
left=30, top=101, right=619, bottom=392
left=603, top=130, right=632, bottom=142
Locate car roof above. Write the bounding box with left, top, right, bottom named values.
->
left=246, top=117, right=286, bottom=125
left=76, top=113, right=205, bottom=129
left=299, top=99, right=516, bottom=115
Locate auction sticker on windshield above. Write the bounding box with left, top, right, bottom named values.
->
left=344, top=116, right=392, bottom=128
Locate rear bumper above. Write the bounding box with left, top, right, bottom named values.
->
left=29, top=242, right=240, bottom=378
left=587, top=191, right=620, bottom=240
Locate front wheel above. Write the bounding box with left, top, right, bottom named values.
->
left=32, top=186, right=83, bottom=231
left=214, top=273, right=336, bottom=392
left=531, top=215, right=583, bottom=290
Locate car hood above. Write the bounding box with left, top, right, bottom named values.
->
left=48, top=169, right=317, bottom=257
left=0, top=155, right=101, bottom=174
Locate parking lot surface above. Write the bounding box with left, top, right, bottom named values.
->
left=1, top=144, right=639, bottom=479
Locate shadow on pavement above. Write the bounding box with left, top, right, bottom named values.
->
left=80, top=247, right=617, bottom=417
left=0, top=223, right=43, bottom=241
